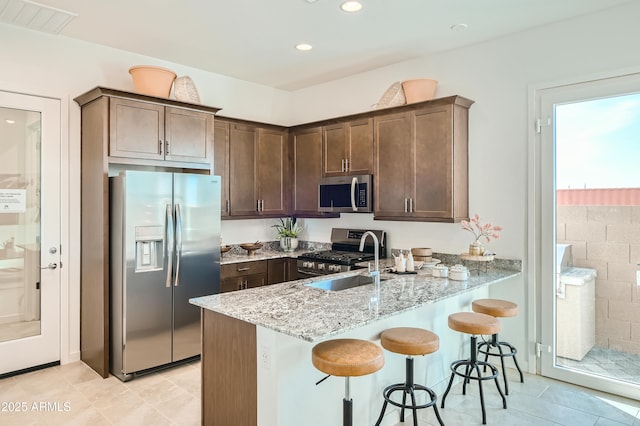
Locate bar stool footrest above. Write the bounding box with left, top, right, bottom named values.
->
left=451, top=359, right=499, bottom=382
left=382, top=383, right=438, bottom=410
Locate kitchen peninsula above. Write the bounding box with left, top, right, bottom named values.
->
left=191, top=257, right=520, bottom=426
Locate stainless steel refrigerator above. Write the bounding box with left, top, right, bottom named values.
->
left=109, top=170, right=221, bottom=381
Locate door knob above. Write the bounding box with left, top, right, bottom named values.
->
left=41, top=262, right=57, bottom=270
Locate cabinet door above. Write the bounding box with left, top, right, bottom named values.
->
left=292, top=127, right=323, bottom=215
left=374, top=112, right=412, bottom=218
left=109, top=98, right=164, bottom=160
left=345, top=118, right=373, bottom=175
left=322, top=123, right=347, bottom=176
left=244, top=274, right=266, bottom=289
left=214, top=120, right=230, bottom=217
left=268, top=258, right=299, bottom=285
left=229, top=123, right=259, bottom=216
left=220, top=277, right=242, bottom=293
left=257, top=127, right=288, bottom=216
left=286, top=258, right=298, bottom=282
left=164, top=107, right=214, bottom=164
left=412, top=105, right=454, bottom=219
left=267, top=258, right=287, bottom=285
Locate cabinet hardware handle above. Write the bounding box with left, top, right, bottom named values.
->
left=345, top=158, right=349, bottom=172
left=257, top=199, right=260, bottom=211
left=226, top=200, right=230, bottom=213
left=159, top=140, right=163, bottom=155
left=165, top=140, right=170, bottom=155
left=237, top=267, right=251, bottom=272
left=341, top=159, right=345, bottom=172
left=261, top=200, right=265, bottom=211
left=409, top=198, right=413, bottom=213
left=404, top=198, right=408, bottom=213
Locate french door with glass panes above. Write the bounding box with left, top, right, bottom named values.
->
left=0, top=90, right=61, bottom=375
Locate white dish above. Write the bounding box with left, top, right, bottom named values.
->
left=421, top=258, right=441, bottom=268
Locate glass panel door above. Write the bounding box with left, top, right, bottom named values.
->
left=0, top=106, right=42, bottom=343
left=538, top=73, right=640, bottom=400
left=0, top=90, right=60, bottom=375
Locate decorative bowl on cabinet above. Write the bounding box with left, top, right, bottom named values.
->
left=128, top=65, right=176, bottom=97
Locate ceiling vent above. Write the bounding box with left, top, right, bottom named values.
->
left=0, top=0, right=76, bottom=34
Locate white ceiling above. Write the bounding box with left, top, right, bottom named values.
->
left=6, top=0, right=633, bottom=91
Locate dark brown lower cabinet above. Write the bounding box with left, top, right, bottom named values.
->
left=267, top=258, right=298, bottom=284
left=202, top=309, right=256, bottom=426
left=220, top=260, right=268, bottom=293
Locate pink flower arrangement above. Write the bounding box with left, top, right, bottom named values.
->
left=461, top=214, right=502, bottom=243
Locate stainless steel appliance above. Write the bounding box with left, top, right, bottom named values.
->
left=297, top=228, right=386, bottom=277
left=109, top=170, right=221, bottom=381
left=318, top=174, right=373, bottom=213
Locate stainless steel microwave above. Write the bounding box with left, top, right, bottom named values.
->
left=318, top=175, right=373, bottom=213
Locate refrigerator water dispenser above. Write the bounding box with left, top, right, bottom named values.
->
left=134, top=226, right=164, bottom=272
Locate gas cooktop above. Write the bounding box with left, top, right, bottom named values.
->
left=298, top=250, right=373, bottom=266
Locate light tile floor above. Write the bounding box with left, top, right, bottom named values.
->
left=1, top=360, right=640, bottom=425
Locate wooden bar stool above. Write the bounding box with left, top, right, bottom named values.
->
left=440, top=312, right=507, bottom=425
left=312, top=338, right=384, bottom=426
left=472, top=299, right=524, bottom=395
left=374, top=327, right=444, bottom=426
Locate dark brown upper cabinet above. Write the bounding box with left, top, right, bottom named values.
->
left=227, top=120, right=289, bottom=218
left=322, top=118, right=373, bottom=177
left=109, top=97, right=215, bottom=167
left=374, top=96, right=473, bottom=222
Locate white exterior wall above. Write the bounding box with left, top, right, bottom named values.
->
left=2, top=1, right=640, bottom=369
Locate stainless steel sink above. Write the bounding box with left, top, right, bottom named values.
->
left=304, top=274, right=386, bottom=291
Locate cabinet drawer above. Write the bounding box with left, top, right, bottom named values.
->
left=221, top=260, right=268, bottom=279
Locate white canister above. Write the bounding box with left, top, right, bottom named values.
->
left=394, top=255, right=407, bottom=272
left=406, top=252, right=415, bottom=272
left=431, top=264, right=448, bottom=278
left=449, top=264, right=470, bottom=281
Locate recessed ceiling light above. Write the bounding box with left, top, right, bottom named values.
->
left=5, top=119, right=16, bottom=124
left=340, top=1, right=363, bottom=12
left=450, top=23, right=468, bottom=32
left=295, top=43, right=313, bottom=51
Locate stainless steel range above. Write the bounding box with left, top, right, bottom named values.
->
left=297, top=228, right=386, bottom=277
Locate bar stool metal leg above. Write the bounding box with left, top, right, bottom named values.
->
left=478, top=333, right=524, bottom=395
left=343, top=377, right=352, bottom=426
left=374, top=356, right=444, bottom=426
left=440, top=335, right=507, bottom=425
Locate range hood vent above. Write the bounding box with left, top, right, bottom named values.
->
left=0, top=0, right=76, bottom=34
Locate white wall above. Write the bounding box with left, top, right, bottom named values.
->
left=3, top=0, right=640, bottom=369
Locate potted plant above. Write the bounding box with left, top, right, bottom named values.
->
left=272, top=217, right=302, bottom=252
left=461, top=214, right=501, bottom=256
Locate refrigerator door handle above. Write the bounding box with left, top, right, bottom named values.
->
left=174, top=203, right=183, bottom=287
left=165, top=204, right=174, bottom=288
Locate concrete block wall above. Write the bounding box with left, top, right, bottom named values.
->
left=557, top=205, right=640, bottom=355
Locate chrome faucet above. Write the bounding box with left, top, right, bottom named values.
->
left=360, top=231, right=381, bottom=313
left=359, top=231, right=380, bottom=280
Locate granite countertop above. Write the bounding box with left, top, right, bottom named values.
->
left=220, top=249, right=306, bottom=264
left=219, top=240, right=330, bottom=264
left=190, top=261, right=521, bottom=342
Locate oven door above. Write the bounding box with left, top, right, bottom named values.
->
left=318, top=175, right=372, bottom=213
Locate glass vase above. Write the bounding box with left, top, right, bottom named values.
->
left=469, top=241, right=485, bottom=256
